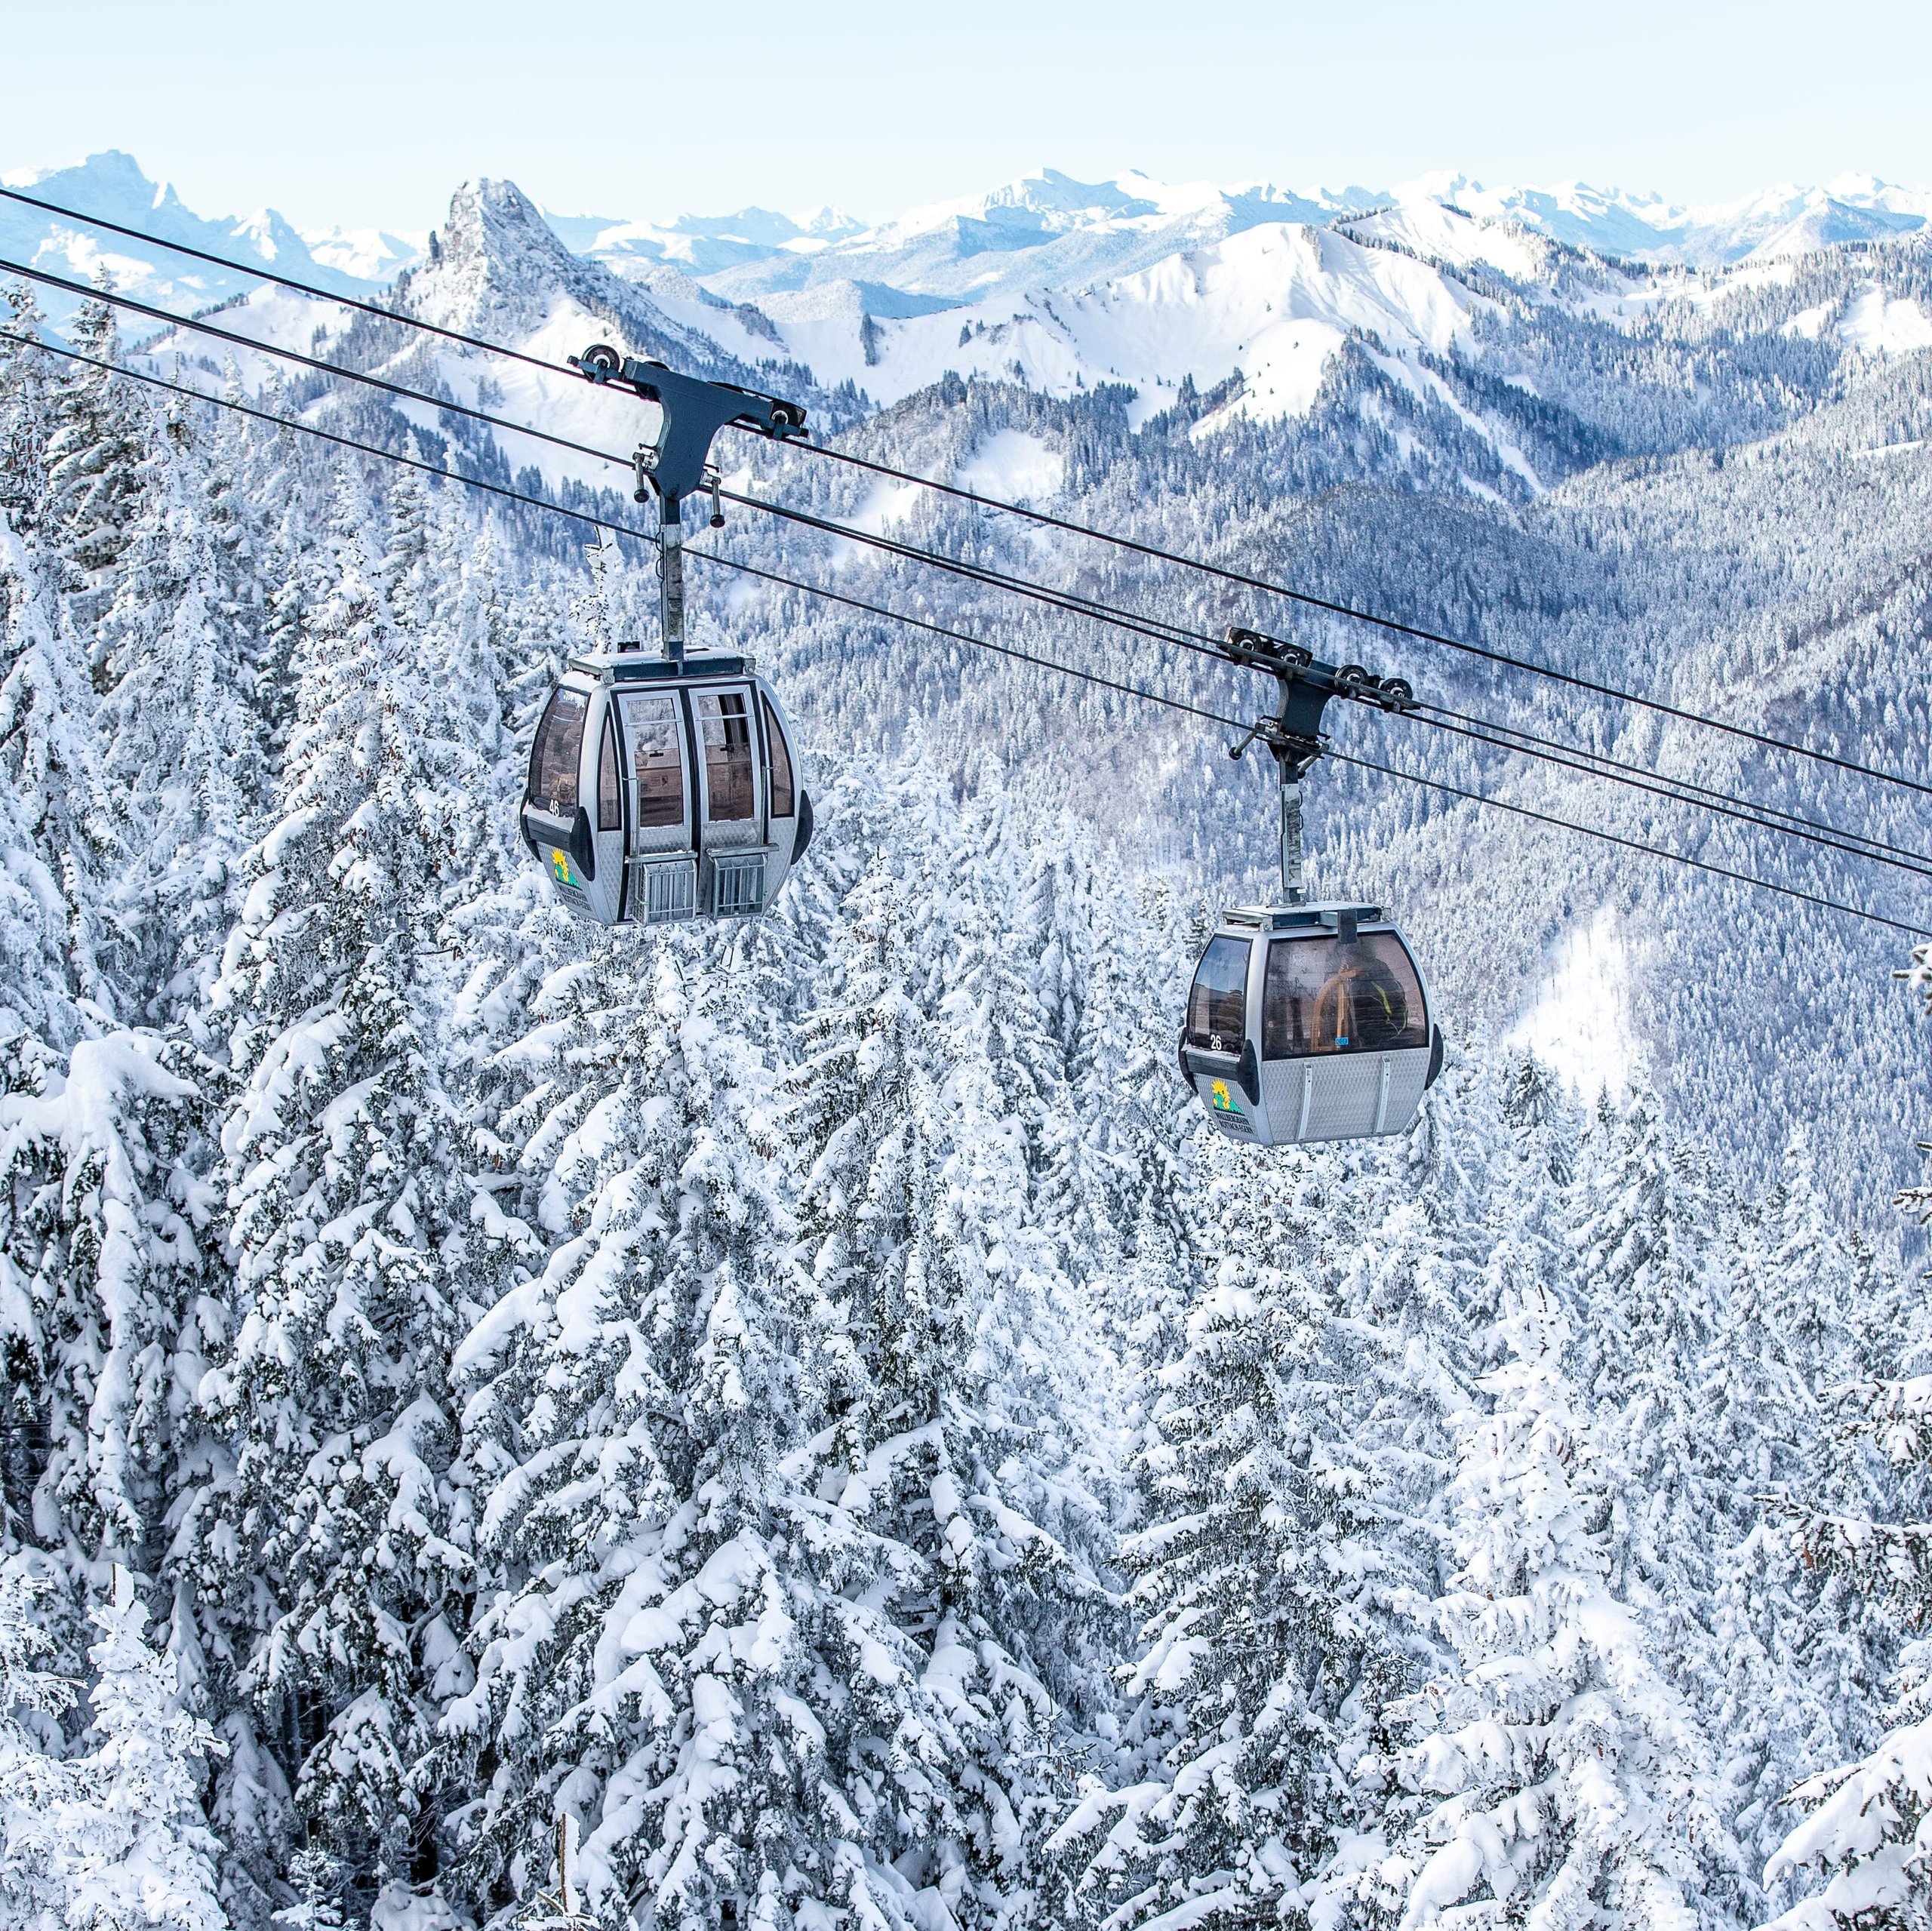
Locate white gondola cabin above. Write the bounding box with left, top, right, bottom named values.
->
left=520, top=647, right=812, bottom=926
left=1180, top=902, right=1444, bottom=1145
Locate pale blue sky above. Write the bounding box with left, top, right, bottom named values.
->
left=9, top=0, right=1930, bottom=232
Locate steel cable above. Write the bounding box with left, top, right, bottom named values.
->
left=6, top=324, right=1924, bottom=938
left=11, top=263, right=1932, bottom=891
left=4, top=182, right=1925, bottom=797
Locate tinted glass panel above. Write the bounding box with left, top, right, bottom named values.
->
left=1263, top=932, right=1427, bottom=1058
left=1185, top=936, right=1251, bottom=1050
left=528, top=688, right=586, bottom=815
left=698, top=690, right=755, bottom=823
left=597, top=715, right=620, bottom=830
left=621, top=694, right=685, bottom=829
left=761, top=693, right=795, bottom=818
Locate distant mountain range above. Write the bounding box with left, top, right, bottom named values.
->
left=556, top=165, right=1932, bottom=295
left=9, top=150, right=1932, bottom=466
left=8, top=150, right=1930, bottom=315
left=0, top=149, right=417, bottom=311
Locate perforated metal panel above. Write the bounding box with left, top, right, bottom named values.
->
left=631, top=857, right=697, bottom=924
left=1254, top=1047, right=1432, bottom=1145
left=711, top=853, right=767, bottom=918
left=1380, top=1053, right=1429, bottom=1135
left=1302, top=1056, right=1385, bottom=1141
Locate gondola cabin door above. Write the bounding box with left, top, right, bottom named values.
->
left=614, top=689, right=697, bottom=923
left=688, top=682, right=765, bottom=917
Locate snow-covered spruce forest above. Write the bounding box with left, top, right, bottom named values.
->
left=4, top=165, right=1932, bottom=1930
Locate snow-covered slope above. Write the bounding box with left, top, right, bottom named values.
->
left=534, top=164, right=1929, bottom=420
left=117, top=157, right=1932, bottom=515
left=129, top=178, right=835, bottom=500
left=13, top=152, right=1932, bottom=343
left=771, top=217, right=1504, bottom=426
left=298, top=223, right=423, bottom=282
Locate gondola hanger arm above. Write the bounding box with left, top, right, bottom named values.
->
left=1219, top=626, right=1419, bottom=770
left=570, top=345, right=807, bottom=664
left=570, top=344, right=807, bottom=503
left=1218, top=626, right=1420, bottom=901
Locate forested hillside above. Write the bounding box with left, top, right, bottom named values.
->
left=3, top=162, right=1932, bottom=1931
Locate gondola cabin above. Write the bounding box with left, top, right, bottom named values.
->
left=520, top=647, right=811, bottom=926
left=1180, top=902, right=1444, bottom=1145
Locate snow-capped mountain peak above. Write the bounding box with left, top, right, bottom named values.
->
left=0, top=149, right=399, bottom=314
left=410, top=176, right=595, bottom=336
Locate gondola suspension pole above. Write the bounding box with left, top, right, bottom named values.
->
left=1281, top=781, right=1307, bottom=904
left=654, top=484, right=687, bottom=666
left=574, top=340, right=808, bottom=666
left=1220, top=626, right=1417, bottom=905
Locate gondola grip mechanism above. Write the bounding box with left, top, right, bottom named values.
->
left=1215, top=626, right=1423, bottom=901
left=571, top=346, right=806, bottom=666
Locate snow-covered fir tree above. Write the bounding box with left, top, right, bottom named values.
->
left=4, top=1567, right=227, bottom=1930
left=1759, top=940, right=1932, bottom=1931
left=0, top=1558, right=85, bottom=1926
left=1371, top=1265, right=1727, bottom=1929
left=1054, top=1139, right=1401, bottom=1929
left=60, top=1577, right=229, bottom=1931
left=182, top=469, right=478, bottom=1908
left=0, top=1029, right=208, bottom=1578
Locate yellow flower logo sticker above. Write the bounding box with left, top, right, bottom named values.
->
left=1210, top=1078, right=1239, bottom=1115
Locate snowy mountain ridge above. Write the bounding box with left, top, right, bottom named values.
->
left=19, top=152, right=1932, bottom=481
left=116, top=174, right=1932, bottom=528
left=1398, top=169, right=1932, bottom=266
left=0, top=149, right=407, bottom=312
left=561, top=165, right=1932, bottom=296
left=120, top=172, right=1543, bottom=495
left=11, top=150, right=1932, bottom=326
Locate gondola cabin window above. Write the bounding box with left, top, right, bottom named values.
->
left=622, top=695, right=685, bottom=828
left=1185, top=936, right=1251, bottom=1053
left=762, top=692, right=795, bottom=817
left=528, top=688, right=587, bottom=817
left=1263, top=934, right=1427, bottom=1057
left=597, top=715, right=620, bottom=830
left=699, top=691, right=756, bottom=821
